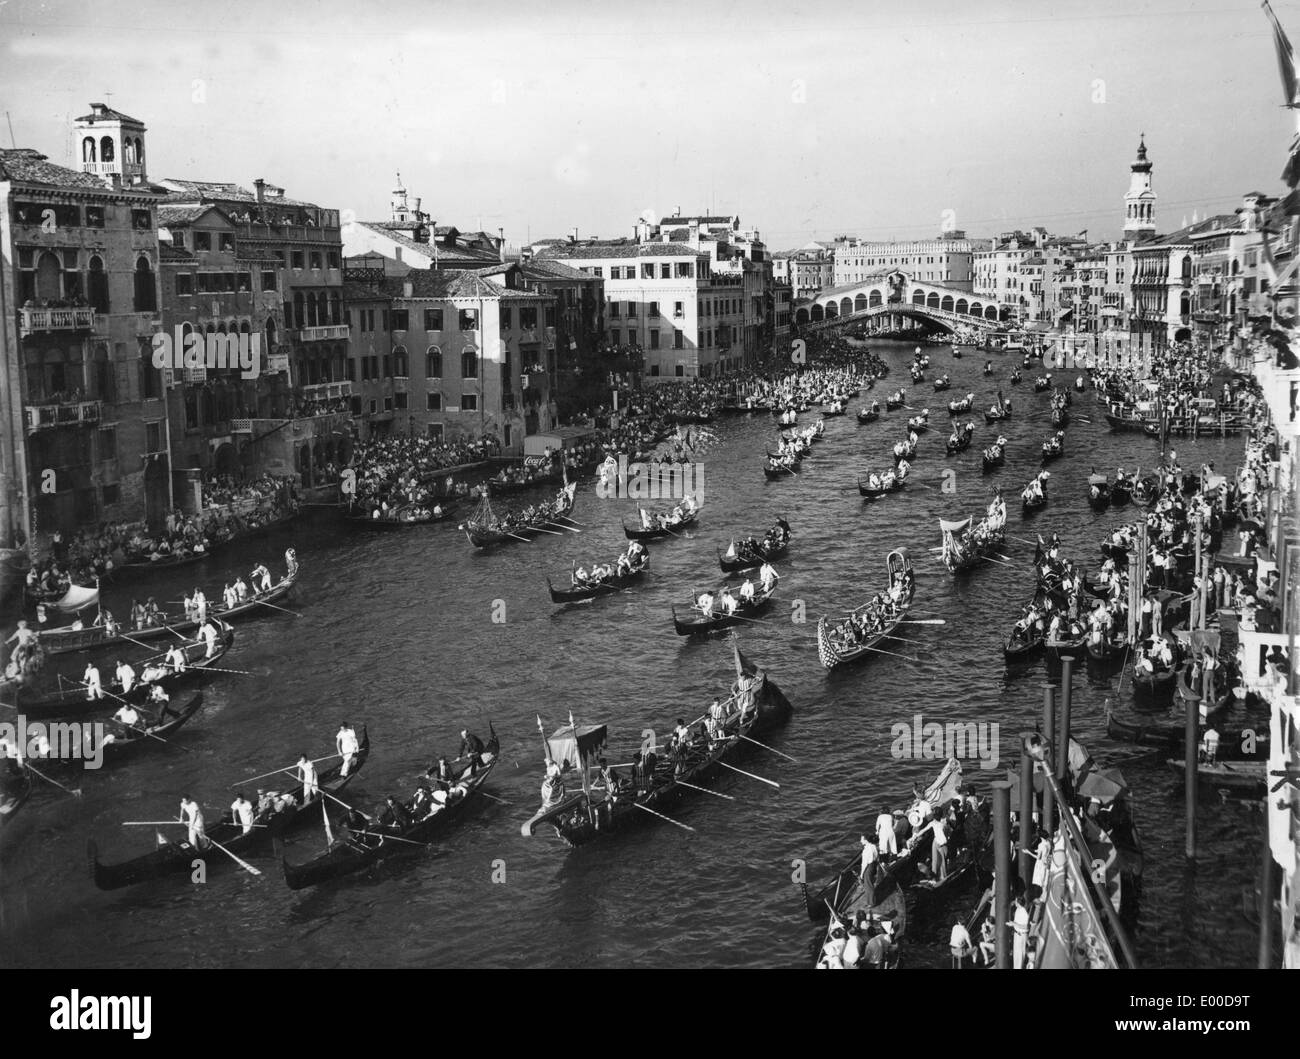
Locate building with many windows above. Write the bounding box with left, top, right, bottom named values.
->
left=1, top=103, right=167, bottom=545
left=833, top=231, right=985, bottom=290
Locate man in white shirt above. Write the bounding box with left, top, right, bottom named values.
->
left=336, top=722, right=360, bottom=776
left=180, top=795, right=205, bottom=849
left=876, top=810, right=897, bottom=858
left=230, top=792, right=255, bottom=835
left=83, top=662, right=103, bottom=701
left=115, top=660, right=136, bottom=694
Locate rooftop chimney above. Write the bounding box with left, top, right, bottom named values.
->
left=253, top=178, right=266, bottom=203
left=498, top=227, right=505, bottom=263
left=570, top=226, right=578, bottom=243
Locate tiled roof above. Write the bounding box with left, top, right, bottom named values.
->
left=342, top=281, right=390, bottom=303
left=158, top=204, right=223, bottom=226
left=76, top=104, right=145, bottom=125
left=660, top=215, right=733, bottom=225
left=377, top=271, right=548, bottom=301
left=159, top=179, right=323, bottom=209
left=356, top=222, right=500, bottom=264
left=1140, top=214, right=1240, bottom=249
left=160, top=242, right=195, bottom=261
left=518, top=259, right=594, bottom=282
left=535, top=240, right=703, bottom=261
left=0, top=148, right=111, bottom=189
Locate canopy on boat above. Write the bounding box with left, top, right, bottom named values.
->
left=546, top=723, right=607, bottom=769
left=1077, top=767, right=1128, bottom=805
left=1087, top=474, right=1109, bottom=486
left=54, top=585, right=99, bottom=613
left=939, top=517, right=971, bottom=534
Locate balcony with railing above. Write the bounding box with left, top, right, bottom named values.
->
left=19, top=307, right=97, bottom=334
left=25, top=400, right=101, bottom=433
left=295, top=323, right=351, bottom=342
left=82, top=161, right=144, bottom=179
left=302, top=381, right=353, bottom=402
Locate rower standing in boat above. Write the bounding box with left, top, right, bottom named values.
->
left=876, top=809, right=898, bottom=859
left=83, top=661, right=104, bottom=701
left=231, top=792, right=255, bottom=835
left=252, top=563, right=272, bottom=594
left=297, top=753, right=319, bottom=802
left=285, top=548, right=298, bottom=578
left=759, top=562, right=779, bottom=593
left=113, top=701, right=141, bottom=728
left=166, top=643, right=186, bottom=672
left=459, top=728, right=486, bottom=774
left=193, top=589, right=208, bottom=623
left=115, top=659, right=136, bottom=694
left=337, top=722, right=360, bottom=776
left=180, top=795, right=206, bottom=849
left=199, top=619, right=219, bottom=658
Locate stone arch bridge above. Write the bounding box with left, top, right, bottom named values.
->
left=794, top=270, right=1013, bottom=333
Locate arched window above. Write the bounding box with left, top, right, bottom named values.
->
left=292, top=292, right=305, bottom=329
left=82, top=138, right=96, bottom=163
left=839, top=297, right=852, bottom=317
left=133, top=255, right=157, bottom=311
left=35, top=251, right=63, bottom=301
left=955, top=299, right=968, bottom=315
left=854, top=294, right=868, bottom=312
left=869, top=290, right=883, bottom=308
left=911, top=290, right=926, bottom=305
left=134, top=138, right=144, bottom=165
left=394, top=345, right=409, bottom=377
left=92, top=343, right=115, bottom=402
left=265, top=316, right=277, bottom=350
left=461, top=349, right=478, bottom=378
left=927, top=292, right=940, bottom=309
left=941, top=295, right=954, bottom=312
left=426, top=346, right=442, bottom=378
left=329, top=292, right=341, bottom=325
left=1180, top=256, right=1192, bottom=282
left=87, top=255, right=109, bottom=312
left=100, top=137, right=114, bottom=163
left=239, top=319, right=251, bottom=334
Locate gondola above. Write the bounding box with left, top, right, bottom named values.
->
left=945, top=424, right=975, bottom=455
left=885, top=392, right=906, bottom=411
left=906, top=413, right=930, bottom=434
left=622, top=508, right=699, bottom=540
left=718, top=521, right=791, bottom=572
left=1131, top=647, right=1177, bottom=703
left=858, top=465, right=908, bottom=499
left=93, top=691, right=206, bottom=763
left=1085, top=629, right=1128, bottom=666
left=1131, top=476, right=1161, bottom=507
left=89, top=727, right=371, bottom=890
left=672, top=578, right=777, bottom=635
left=548, top=555, right=649, bottom=603
left=812, top=874, right=907, bottom=968
left=3, top=622, right=236, bottom=720
left=938, top=506, right=1006, bottom=574
left=0, top=766, right=33, bottom=829
left=344, top=499, right=460, bottom=529
left=40, top=572, right=298, bottom=656
left=893, top=438, right=917, bottom=465
left=1106, top=706, right=1268, bottom=760
left=763, top=458, right=800, bottom=479
left=856, top=406, right=880, bottom=424
left=1111, top=477, right=1133, bottom=506
left=983, top=408, right=1010, bottom=424
left=1021, top=473, right=1049, bottom=514
left=980, top=446, right=1005, bottom=473
left=1165, top=758, right=1266, bottom=796
left=1009, top=369, right=1022, bottom=385
left=1044, top=632, right=1087, bottom=665
left=462, top=481, right=578, bottom=548
left=932, top=378, right=952, bottom=392
left=947, top=395, right=974, bottom=416
left=522, top=644, right=792, bottom=846
left=282, top=730, right=498, bottom=890
left=802, top=757, right=966, bottom=922
left=1041, top=434, right=1064, bottom=463
left=816, top=550, right=913, bottom=669
left=1087, top=473, right=1112, bottom=511
left=1050, top=405, right=1069, bottom=428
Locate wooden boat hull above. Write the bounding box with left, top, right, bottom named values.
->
left=525, top=677, right=793, bottom=847
left=89, top=728, right=371, bottom=889
left=673, top=585, right=775, bottom=635
left=548, top=563, right=648, bottom=603
left=1166, top=758, right=1266, bottom=795
left=622, top=512, right=699, bottom=540
left=41, top=577, right=296, bottom=656
left=5, top=625, right=237, bottom=720
left=95, top=691, right=205, bottom=763
left=282, top=745, right=498, bottom=889
left=718, top=539, right=788, bottom=573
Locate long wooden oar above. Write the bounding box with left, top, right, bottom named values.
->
left=633, top=802, right=696, bottom=831
left=674, top=780, right=735, bottom=801
left=255, top=599, right=303, bottom=618
left=26, top=761, right=81, bottom=797
left=717, top=760, right=779, bottom=788
left=899, top=618, right=947, bottom=626
left=201, top=835, right=263, bottom=877
left=234, top=753, right=342, bottom=788
left=738, top=734, right=797, bottom=762
left=316, top=789, right=428, bottom=846
left=847, top=641, right=920, bottom=663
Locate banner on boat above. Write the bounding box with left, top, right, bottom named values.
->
left=546, top=723, right=607, bottom=769
left=54, top=585, right=99, bottom=613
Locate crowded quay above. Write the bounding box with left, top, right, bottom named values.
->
left=1, top=322, right=1294, bottom=973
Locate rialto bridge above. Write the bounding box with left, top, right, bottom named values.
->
left=793, top=270, right=1014, bottom=333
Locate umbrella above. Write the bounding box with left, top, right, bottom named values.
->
left=1077, top=767, right=1128, bottom=805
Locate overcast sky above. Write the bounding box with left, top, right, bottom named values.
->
left=0, top=0, right=1292, bottom=248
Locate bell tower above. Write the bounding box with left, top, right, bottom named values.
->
left=74, top=102, right=147, bottom=186
left=1123, top=134, right=1155, bottom=237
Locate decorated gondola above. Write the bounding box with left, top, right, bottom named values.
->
left=89, top=727, right=371, bottom=890
left=718, top=520, right=791, bottom=572
left=521, top=644, right=792, bottom=846
left=462, top=479, right=578, bottom=548
left=816, top=550, right=913, bottom=669
left=938, top=497, right=1007, bottom=574
left=672, top=576, right=777, bottom=635
left=281, top=729, right=498, bottom=890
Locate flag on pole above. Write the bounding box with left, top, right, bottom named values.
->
left=1264, top=0, right=1300, bottom=108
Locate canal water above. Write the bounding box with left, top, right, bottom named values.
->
left=0, top=340, right=1262, bottom=969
